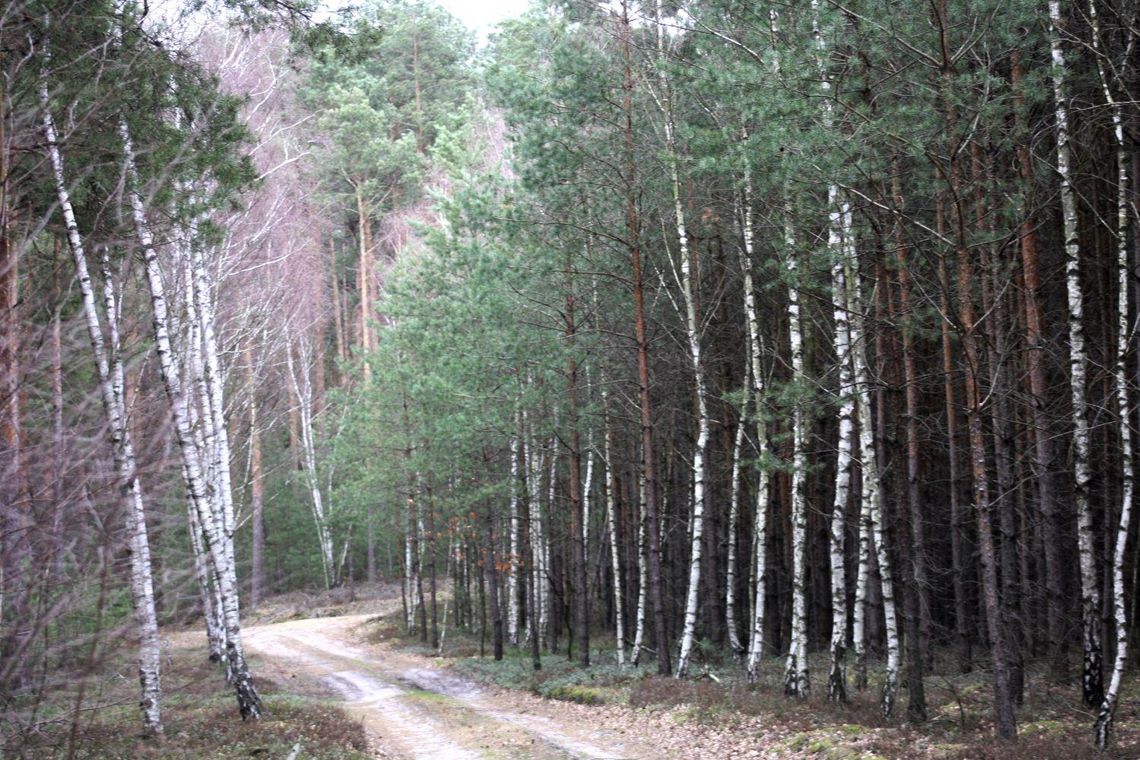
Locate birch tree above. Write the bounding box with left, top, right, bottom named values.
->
left=1048, top=0, right=1102, bottom=708
left=1090, top=0, right=1135, bottom=745
left=40, top=74, right=162, bottom=735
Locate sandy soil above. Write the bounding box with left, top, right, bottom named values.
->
left=244, top=610, right=658, bottom=759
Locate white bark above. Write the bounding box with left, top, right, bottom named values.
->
left=657, top=19, right=711, bottom=678
left=583, top=429, right=594, bottom=581
left=522, top=414, right=541, bottom=645
left=847, top=240, right=900, bottom=718
left=542, top=432, right=556, bottom=648
left=41, top=78, right=163, bottom=735
left=286, top=342, right=334, bottom=588
left=508, top=433, right=521, bottom=645
left=121, top=119, right=260, bottom=718
left=828, top=193, right=855, bottom=703
left=631, top=471, right=648, bottom=667
left=742, top=149, right=772, bottom=685
left=726, top=375, right=748, bottom=658
left=671, top=173, right=710, bottom=679
left=602, top=387, right=626, bottom=665
left=1092, top=1, right=1134, bottom=744
left=783, top=208, right=810, bottom=700
left=1048, top=0, right=1103, bottom=708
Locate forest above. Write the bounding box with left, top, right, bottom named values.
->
left=1, top=0, right=1139, bottom=757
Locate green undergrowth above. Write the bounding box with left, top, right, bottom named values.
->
left=375, top=605, right=1140, bottom=759
left=5, top=642, right=370, bottom=759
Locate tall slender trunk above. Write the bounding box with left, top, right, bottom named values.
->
left=1092, top=1, right=1134, bottom=744
left=936, top=204, right=972, bottom=673
left=486, top=459, right=504, bottom=661
left=520, top=424, right=542, bottom=671
left=658, top=48, right=711, bottom=678
left=41, top=83, right=163, bottom=733
left=508, top=434, right=521, bottom=645
left=621, top=0, right=669, bottom=676
left=1011, top=50, right=1062, bottom=677
left=828, top=192, right=854, bottom=703
left=602, top=385, right=626, bottom=665
left=287, top=343, right=333, bottom=588
left=726, top=377, right=748, bottom=659
left=847, top=242, right=900, bottom=718
left=783, top=201, right=810, bottom=700
left=942, top=107, right=1016, bottom=735
left=565, top=251, right=589, bottom=667
left=119, top=116, right=260, bottom=720
left=247, top=352, right=265, bottom=607
left=892, top=171, right=930, bottom=720
left=1048, top=0, right=1102, bottom=708
left=739, top=140, right=772, bottom=684
left=631, top=471, right=648, bottom=667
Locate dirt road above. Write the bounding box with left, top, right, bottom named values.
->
left=244, top=613, right=654, bottom=759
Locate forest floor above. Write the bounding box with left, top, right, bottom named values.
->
left=241, top=583, right=1140, bottom=760
left=8, top=584, right=1136, bottom=759
left=3, top=623, right=371, bottom=759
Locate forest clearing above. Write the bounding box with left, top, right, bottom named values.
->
left=2, top=0, right=1140, bottom=757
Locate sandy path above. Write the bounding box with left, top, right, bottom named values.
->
left=244, top=613, right=652, bottom=759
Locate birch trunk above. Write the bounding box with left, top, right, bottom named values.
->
left=1048, top=0, right=1103, bottom=708
left=120, top=118, right=260, bottom=720
left=631, top=471, right=648, bottom=667
left=659, top=63, right=711, bottom=680
left=1092, top=1, right=1134, bottom=744
left=508, top=433, right=521, bottom=645
left=41, top=81, right=163, bottom=735
left=726, top=378, right=747, bottom=659
left=740, top=144, right=772, bottom=685
left=848, top=252, right=900, bottom=718
left=602, top=386, right=626, bottom=665
left=286, top=343, right=334, bottom=588
left=828, top=192, right=854, bottom=703
left=783, top=207, right=810, bottom=700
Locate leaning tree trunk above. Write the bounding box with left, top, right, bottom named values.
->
left=41, top=80, right=163, bottom=735
left=121, top=118, right=260, bottom=720
left=1048, top=0, right=1103, bottom=709
left=286, top=342, right=334, bottom=589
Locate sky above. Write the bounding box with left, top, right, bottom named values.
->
left=436, top=0, right=530, bottom=40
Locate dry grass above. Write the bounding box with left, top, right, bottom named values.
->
left=4, top=634, right=371, bottom=759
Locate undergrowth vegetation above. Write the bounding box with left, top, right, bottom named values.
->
left=4, top=637, right=370, bottom=759
left=377, top=604, right=1140, bottom=760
